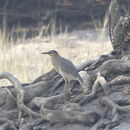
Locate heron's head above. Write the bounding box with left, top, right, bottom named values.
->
left=41, top=50, right=59, bottom=57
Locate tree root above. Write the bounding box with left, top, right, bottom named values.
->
left=50, top=78, right=64, bottom=96
left=0, top=118, right=17, bottom=130
left=92, top=96, right=130, bottom=130
left=71, top=72, right=110, bottom=105
left=85, top=53, right=115, bottom=71
left=76, top=59, right=96, bottom=71
left=96, top=96, right=130, bottom=129
left=31, top=92, right=70, bottom=109
left=92, top=120, right=119, bottom=130
left=1, top=55, right=130, bottom=129
left=0, top=72, right=40, bottom=121
left=97, top=59, right=130, bottom=77
left=108, top=75, right=130, bottom=86
left=79, top=71, right=92, bottom=93
left=40, top=107, right=100, bottom=126
left=31, top=90, right=100, bottom=126
left=19, top=119, right=33, bottom=130
left=101, top=97, right=130, bottom=114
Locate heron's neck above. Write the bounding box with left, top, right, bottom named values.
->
left=50, top=55, right=61, bottom=71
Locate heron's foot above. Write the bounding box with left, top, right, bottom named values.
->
left=64, top=86, right=73, bottom=95
left=63, top=87, right=69, bottom=94
left=63, top=90, right=71, bottom=95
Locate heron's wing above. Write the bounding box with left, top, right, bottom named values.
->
left=59, top=57, right=83, bottom=83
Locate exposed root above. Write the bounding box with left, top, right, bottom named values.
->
left=92, top=96, right=129, bottom=130
left=76, top=59, right=95, bottom=71
left=79, top=71, right=92, bottom=93
left=85, top=54, right=115, bottom=71
left=97, top=73, right=110, bottom=95
left=98, top=59, right=130, bottom=76
left=61, top=102, right=84, bottom=112
left=31, top=90, right=100, bottom=126
left=71, top=72, right=110, bottom=105
left=108, top=75, right=130, bottom=86
left=31, top=92, right=70, bottom=109
left=0, top=118, right=17, bottom=130
left=0, top=72, right=40, bottom=120
left=92, top=120, right=119, bottom=130
left=97, top=96, right=130, bottom=129
left=101, top=97, right=130, bottom=114
left=40, top=106, right=100, bottom=126
left=19, top=121, right=33, bottom=130
left=0, top=123, right=9, bottom=130
left=78, top=78, right=99, bottom=105
left=50, top=78, right=64, bottom=96
left=5, top=87, right=16, bottom=101
left=92, top=120, right=111, bottom=130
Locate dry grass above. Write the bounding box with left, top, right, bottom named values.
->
left=0, top=30, right=113, bottom=86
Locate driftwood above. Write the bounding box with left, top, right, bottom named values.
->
left=1, top=0, right=130, bottom=129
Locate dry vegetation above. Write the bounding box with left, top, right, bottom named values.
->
left=0, top=29, right=112, bottom=85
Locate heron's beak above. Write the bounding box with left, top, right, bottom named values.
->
left=41, top=52, right=49, bottom=54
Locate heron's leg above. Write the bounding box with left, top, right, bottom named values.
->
left=63, top=79, right=68, bottom=93
left=66, top=80, right=70, bottom=92
left=64, top=79, right=67, bottom=87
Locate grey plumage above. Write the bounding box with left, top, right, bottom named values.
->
left=42, top=50, right=84, bottom=93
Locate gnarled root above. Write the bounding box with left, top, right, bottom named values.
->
left=92, top=120, right=119, bottom=130
left=71, top=72, right=110, bottom=105
left=101, top=97, right=130, bottom=114
left=31, top=89, right=100, bottom=127
left=85, top=53, right=115, bottom=71
left=97, top=96, right=130, bottom=129
left=31, top=92, right=70, bottom=110
left=0, top=72, right=40, bottom=121
left=40, top=106, right=100, bottom=126
left=0, top=118, right=17, bottom=130
left=97, top=59, right=130, bottom=76
left=108, top=75, right=130, bottom=86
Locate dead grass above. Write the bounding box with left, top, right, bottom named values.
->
left=0, top=30, right=113, bottom=86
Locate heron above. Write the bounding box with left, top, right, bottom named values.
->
left=41, top=50, right=84, bottom=93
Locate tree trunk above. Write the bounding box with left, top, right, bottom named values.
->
left=109, top=0, right=130, bottom=57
